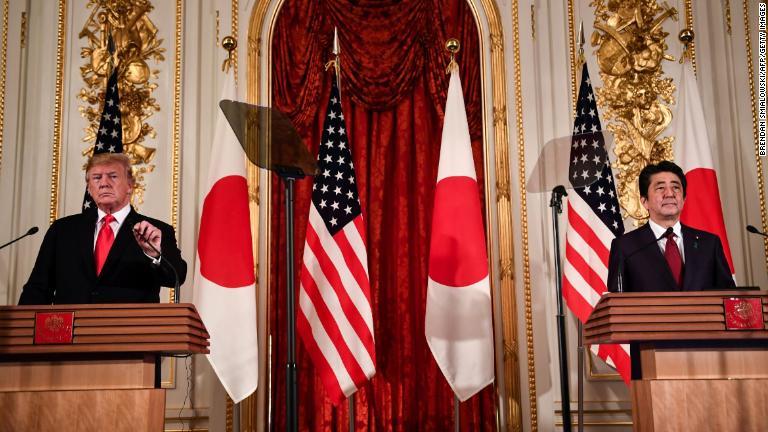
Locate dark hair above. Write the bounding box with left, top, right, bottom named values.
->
left=638, top=160, right=687, bottom=198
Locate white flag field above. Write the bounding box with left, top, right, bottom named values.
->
left=193, top=73, right=259, bottom=403
left=425, top=66, right=495, bottom=402
left=673, top=60, right=735, bottom=275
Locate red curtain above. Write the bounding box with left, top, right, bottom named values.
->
left=269, top=1, right=495, bottom=429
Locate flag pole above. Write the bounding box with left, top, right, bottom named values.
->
left=325, top=27, right=356, bottom=432
left=444, top=38, right=464, bottom=432
left=575, top=24, right=586, bottom=432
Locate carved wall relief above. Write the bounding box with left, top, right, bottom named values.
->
left=78, top=0, right=164, bottom=207
left=591, top=0, right=678, bottom=222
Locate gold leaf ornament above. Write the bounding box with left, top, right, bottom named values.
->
left=78, top=0, right=165, bottom=208
left=590, top=0, right=678, bottom=223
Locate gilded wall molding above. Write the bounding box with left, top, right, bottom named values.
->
left=591, top=0, right=678, bottom=223
left=683, top=0, right=697, bottom=74
left=742, top=0, right=768, bottom=270
left=161, top=0, right=183, bottom=388
left=229, top=0, right=262, bottom=427
left=0, top=0, right=8, bottom=171
left=247, top=1, right=278, bottom=430
left=567, top=0, right=577, bottom=111
left=508, top=0, right=535, bottom=430
left=171, top=0, right=181, bottom=231
left=50, top=0, right=68, bottom=224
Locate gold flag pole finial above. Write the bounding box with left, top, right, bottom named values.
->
left=222, top=36, right=237, bottom=72
left=577, top=22, right=585, bottom=67
left=325, top=27, right=341, bottom=83
left=445, top=38, right=460, bottom=74
left=678, top=28, right=694, bottom=64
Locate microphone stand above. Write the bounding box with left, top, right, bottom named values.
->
left=0, top=227, right=39, bottom=251
left=550, top=186, right=572, bottom=432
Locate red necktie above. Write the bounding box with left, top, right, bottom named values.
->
left=664, top=232, right=683, bottom=288
left=95, top=214, right=116, bottom=275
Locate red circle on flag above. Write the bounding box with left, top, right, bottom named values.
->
left=198, top=176, right=256, bottom=288
left=428, top=176, right=489, bottom=287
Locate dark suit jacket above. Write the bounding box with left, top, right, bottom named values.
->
left=606, top=223, right=734, bottom=292
left=18, top=208, right=187, bottom=304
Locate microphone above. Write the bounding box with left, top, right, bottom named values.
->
left=0, top=227, right=39, bottom=251
left=616, top=226, right=674, bottom=293
left=132, top=225, right=181, bottom=304
left=746, top=224, right=767, bottom=237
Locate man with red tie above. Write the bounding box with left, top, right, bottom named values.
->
left=606, top=161, right=734, bottom=292
left=19, top=153, right=186, bottom=304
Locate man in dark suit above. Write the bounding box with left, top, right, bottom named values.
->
left=606, top=160, right=734, bottom=292
left=19, top=153, right=186, bottom=304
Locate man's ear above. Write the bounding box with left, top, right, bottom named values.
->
left=640, top=196, right=649, bottom=211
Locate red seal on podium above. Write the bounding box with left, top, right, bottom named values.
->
left=724, top=298, right=765, bottom=330
left=34, top=311, right=74, bottom=344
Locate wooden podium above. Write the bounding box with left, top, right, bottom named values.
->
left=0, top=303, right=209, bottom=432
left=584, top=291, right=768, bottom=432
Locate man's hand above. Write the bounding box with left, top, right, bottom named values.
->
left=133, top=221, right=162, bottom=258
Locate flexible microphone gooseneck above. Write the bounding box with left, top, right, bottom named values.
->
left=746, top=224, right=767, bottom=237
left=0, top=227, right=39, bottom=251
left=133, top=226, right=180, bottom=304
left=616, top=226, right=674, bottom=292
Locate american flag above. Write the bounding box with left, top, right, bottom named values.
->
left=298, top=78, right=376, bottom=404
left=83, top=45, right=123, bottom=212
left=561, top=63, right=630, bottom=383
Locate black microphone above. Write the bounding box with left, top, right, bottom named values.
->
left=616, top=226, right=674, bottom=292
left=0, top=227, right=39, bottom=251
left=746, top=224, right=767, bottom=237
left=132, top=224, right=181, bottom=304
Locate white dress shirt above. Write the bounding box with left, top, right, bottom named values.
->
left=647, top=219, right=685, bottom=263
left=93, top=204, right=131, bottom=249
left=93, top=204, right=160, bottom=264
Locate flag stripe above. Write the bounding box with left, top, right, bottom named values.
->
left=596, top=343, right=631, bottom=384
left=566, top=199, right=611, bottom=265
left=565, top=221, right=609, bottom=282
left=562, top=270, right=602, bottom=321
left=301, top=238, right=375, bottom=380
left=337, top=225, right=374, bottom=320
left=297, top=290, right=354, bottom=402
left=564, top=242, right=607, bottom=296
left=306, top=212, right=376, bottom=356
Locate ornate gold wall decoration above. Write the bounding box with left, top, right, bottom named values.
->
left=50, top=0, right=68, bottom=223
left=0, top=0, right=8, bottom=172
left=77, top=0, right=165, bottom=207
left=590, top=0, right=678, bottom=221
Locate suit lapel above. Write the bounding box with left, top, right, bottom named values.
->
left=98, top=208, right=138, bottom=280
left=681, top=224, right=699, bottom=290
left=80, top=210, right=98, bottom=278
left=638, top=223, right=679, bottom=290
